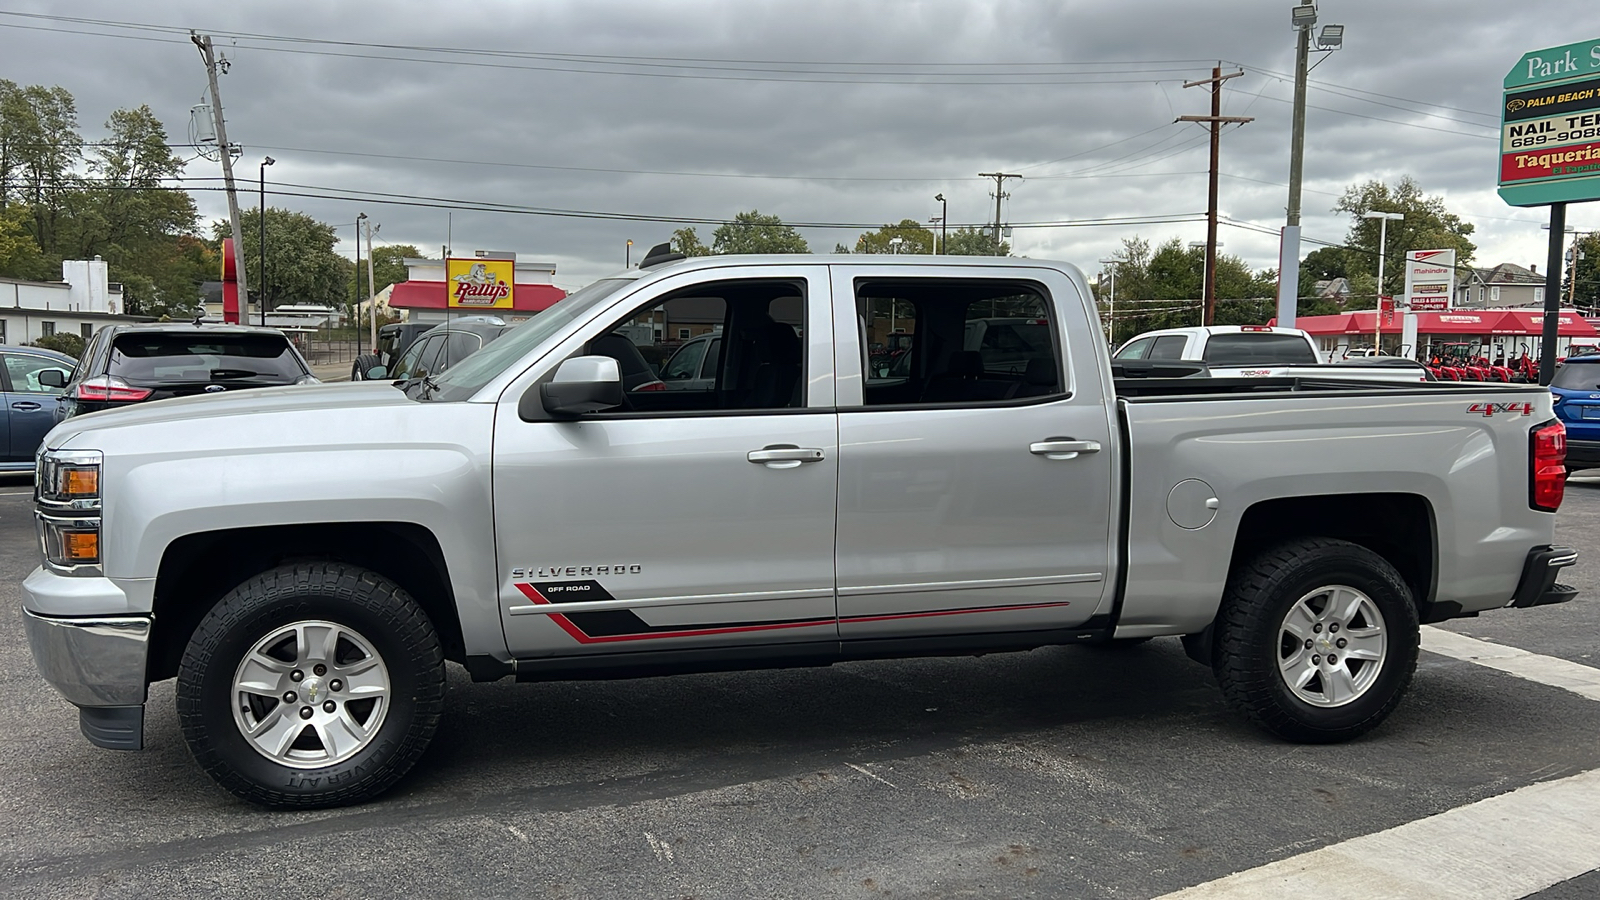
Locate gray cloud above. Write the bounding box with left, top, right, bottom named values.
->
left=1, top=0, right=1590, bottom=290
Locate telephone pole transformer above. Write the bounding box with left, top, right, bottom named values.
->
left=977, top=172, right=1022, bottom=246
left=191, top=32, right=249, bottom=322
left=1178, top=66, right=1252, bottom=326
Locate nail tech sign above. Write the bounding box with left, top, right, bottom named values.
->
left=446, top=257, right=515, bottom=309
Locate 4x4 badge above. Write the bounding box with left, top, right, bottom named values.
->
left=1467, top=401, right=1533, bottom=417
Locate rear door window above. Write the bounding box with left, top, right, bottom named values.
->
left=1149, top=335, right=1188, bottom=359
left=1552, top=362, right=1600, bottom=390
left=108, top=332, right=307, bottom=384
left=1201, top=334, right=1318, bottom=366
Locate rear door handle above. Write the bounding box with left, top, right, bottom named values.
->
left=11, top=401, right=41, bottom=411
left=747, top=444, right=825, bottom=469
left=1029, top=438, right=1101, bottom=460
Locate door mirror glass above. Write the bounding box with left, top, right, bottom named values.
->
left=365, top=365, right=388, bottom=380
left=537, top=355, right=623, bottom=417
left=37, top=368, right=68, bottom=388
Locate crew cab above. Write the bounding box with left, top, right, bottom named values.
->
left=23, top=250, right=1576, bottom=808
left=1115, top=325, right=1427, bottom=382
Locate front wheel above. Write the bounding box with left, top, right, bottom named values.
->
left=176, top=563, right=445, bottom=808
left=1213, top=538, right=1418, bottom=743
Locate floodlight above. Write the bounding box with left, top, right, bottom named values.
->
left=1291, top=3, right=1317, bottom=28
left=1316, top=24, right=1343, bottom=49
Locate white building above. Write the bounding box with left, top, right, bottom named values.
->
left=0, top=258, right=149, bottom=346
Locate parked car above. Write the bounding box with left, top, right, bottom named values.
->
left=45, top=324, right=316, bottom=420
left=352, top=321, right=435, bottom=381
left=659, top=331, right=721, bottom=391
left=22, top=253, right=1575, bottom=808
left=367, top=317, right=512, bottom=382
left=0, top=345, right=76, bottom=472
left=1550, top=355, right=1600, bottom=473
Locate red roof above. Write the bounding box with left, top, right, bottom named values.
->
left=386, top=280, right=567, bottom=312
left=1291, top=310, right=1597, bottom=337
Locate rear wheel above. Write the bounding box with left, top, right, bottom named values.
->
left=177, top=563, right=445, bottom=808
left=1213, top=538, right=1418, bottom=743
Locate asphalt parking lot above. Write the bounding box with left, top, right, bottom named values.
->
left=1, top=473, right=1597, bottom=899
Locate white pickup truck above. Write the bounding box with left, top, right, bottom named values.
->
left=23, top=250, right=1576, bottom=808
left=1114, top=325, right=1431, bottom=382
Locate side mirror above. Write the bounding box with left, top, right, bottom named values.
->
left=535, top=355, right=622, bottom=418
left=38, top=369, right=68, bottom=388
left=365, top=365, right=388, bottom=380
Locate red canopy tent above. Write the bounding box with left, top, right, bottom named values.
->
left=1287, top=310, right=1597, bottom=338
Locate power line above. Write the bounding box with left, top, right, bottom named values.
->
left=1232, top=62, right=1499, bottom=123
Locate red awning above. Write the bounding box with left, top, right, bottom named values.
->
left=386, top=280, right=567, bottom=312
left=1289, top=309, right=1597, bottom=337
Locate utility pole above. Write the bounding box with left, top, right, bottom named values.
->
left=1179, top=66, right=1252, bottom=326
left=977, top=172, right=1022, bottom=245
left=191, top=33, right=248, bottom=323
left=365, top=219, right=378, bottom=355
left=1280, top=8, right=1313, bottom=329
left=356, top=212, right=367, bottom=350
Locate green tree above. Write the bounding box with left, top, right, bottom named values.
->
left=1334, top=176, right=1476, bottom=303
left=853, top=219, right=934, bottom=254
left=710, top=210, right=809, bottom=254
left=10, top=84, right=80, bottom=255
left=942, top=226, right=1009, bottom=256
left=1569, top=232, right=1600, bottom=310
left=355, top=243, right=420, bottom=299
left=219, top=208, right=350, bottom=309
left=31, top=331, right=84, bottom=358
left=0, top=203, right=47, bottom=278
left=670, top=227, right=710, bottom=257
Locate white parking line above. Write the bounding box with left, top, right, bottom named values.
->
left=1421, top=626, right=1600, bottom=703
left=1157, top=768, right=1600, bottom=900
left=1156, top=627, right=1600, bottom=899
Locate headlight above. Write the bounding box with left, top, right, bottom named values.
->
left=36, top=449, right=103, bottom=575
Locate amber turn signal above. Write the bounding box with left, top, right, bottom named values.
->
left=62, top=467, right=99, bottom=497
left=62, top=531, right=99, bottom=561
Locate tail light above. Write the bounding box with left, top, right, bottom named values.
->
left=1241, top=326, right=1273, bottom=332
left=73, top=376, right=153, bottom=403
left=1530, top=420, right=1567, bottom=512
left=634, top=380, right=667, bottom=392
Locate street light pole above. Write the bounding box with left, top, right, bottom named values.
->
left=257, top=157, right=273, bottom=326
left=355, top=212, right=368, bottom=351
left=1278, top=3, right=1343, bottom=329
left=1364, top=210, right=1403, bottom=353
left=934, top=193, right=947, bottom=254
left=626, top=239, right=632, bottom=267
left=1098, top=258, right=1117, bottom=344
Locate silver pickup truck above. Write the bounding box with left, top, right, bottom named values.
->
left=23, top=252, right=1578, bottom=808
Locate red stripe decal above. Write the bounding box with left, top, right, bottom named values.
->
left=839, top=601, right=1072, bottom=625
left=512, top=584, right=1070, bottom=644
left=513, top=582, right=829, bottom=644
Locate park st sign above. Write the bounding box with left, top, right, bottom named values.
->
left=1500, top=37, right=1600, bottom=207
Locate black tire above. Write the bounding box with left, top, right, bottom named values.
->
left=1213, top=538, right=1419, bottom=744
left=352, top=353, right=379, bottom=381
left=176, top=563, right=445, bottom=808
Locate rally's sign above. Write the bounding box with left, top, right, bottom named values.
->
left=1500, top=37, right=1600, bottom=207
left=1401, top=249, right=1457, bottom=312
left=445, top=257, right=515, bottom=309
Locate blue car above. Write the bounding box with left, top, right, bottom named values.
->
left=1550, top=354, right=1600, bottom=473
left=1, top=345, right=76, bottom=473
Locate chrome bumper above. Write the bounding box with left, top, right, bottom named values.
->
left=22, top=608, right=150, bottom=707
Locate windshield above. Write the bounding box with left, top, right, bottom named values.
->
left=1202, top=333, right=1318, bottom=366
left=424, top=278, right=634, bottom=401
left=1552, top=362, right=1600, bottom=390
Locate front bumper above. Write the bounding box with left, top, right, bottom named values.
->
left=1509, top=545, right=1580, bottom=609
left=22, top=569, right=150, bottom=751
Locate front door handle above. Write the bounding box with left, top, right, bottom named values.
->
left=1029, top=438, right=1101, bottom=460
left=747, top=444, right=825, bottom=469
left=11, top=401, right=41, bottom=411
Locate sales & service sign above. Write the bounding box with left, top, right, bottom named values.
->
left=1500, top=37, right=1600, bottom=207
left=446, top=257, right=515, bottom=309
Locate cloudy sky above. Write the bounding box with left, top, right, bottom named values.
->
left=1, top=1, right=1594, bottom=290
